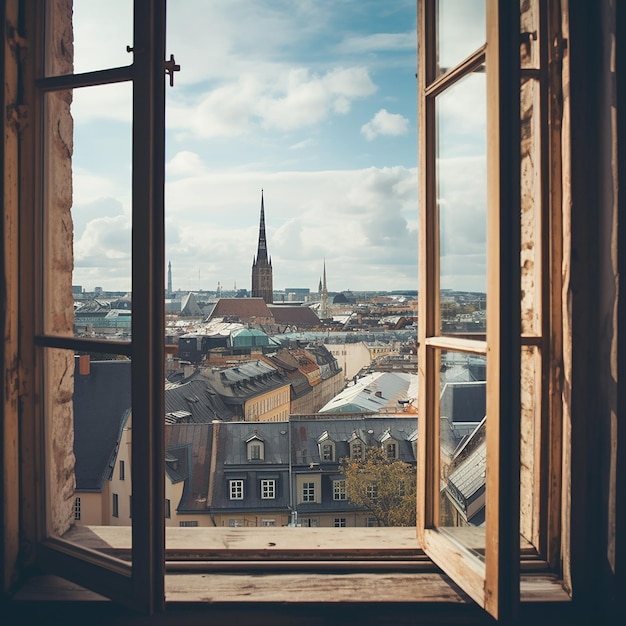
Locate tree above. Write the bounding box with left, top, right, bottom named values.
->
left=341, top=446, right=417, bottom=527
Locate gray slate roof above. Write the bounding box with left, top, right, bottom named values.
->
left=72, top=358, right=132, bottom=491
left=439, top=381, right=486, bottom=423
left=199, top=360, right=289, bottom=406
left=165, top=376, right=234, bottom=422
left=290, top=416, right=417, bottom=467
left=165, top=423, right=215, bottom=512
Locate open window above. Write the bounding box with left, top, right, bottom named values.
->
left=417, top=0, right=562, bottom=619
left=8, top=0, right=615, bottom=621
left=18, top=0, right=168, bottom=612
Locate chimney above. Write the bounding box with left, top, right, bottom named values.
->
left=78, top=354, right=90, bottom=376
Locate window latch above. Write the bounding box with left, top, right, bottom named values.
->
left=164, top=54, right=181, bottom=87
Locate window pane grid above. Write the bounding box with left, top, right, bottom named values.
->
left=229, top=480, right=244, bottom=500
left=261, top=479, right=275, bottom=500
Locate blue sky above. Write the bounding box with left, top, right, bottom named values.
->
left=69, top=1, right=488, bottom=296
left=69, top=0, right=419, bottom=294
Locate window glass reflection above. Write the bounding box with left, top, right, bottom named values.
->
left=438, top=350, right=486, bottom=560
left=44, top=84, right=133, bottom=339
left=436, top=0, right=486, bottom=76
left=436, top=71, right=487, bottom=334
left=46, top=0, right=133, bottom=77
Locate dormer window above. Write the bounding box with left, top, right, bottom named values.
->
left=317, top=431, right=335, bottom=462
left=350, top=440, right=364, bottom=460
left=246, top=432, right=265, bottom=461
left=379, top=429, right=399, bottom=459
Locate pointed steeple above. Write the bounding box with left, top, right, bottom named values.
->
left=321, top=259, right=329, bottom=320
left=251, top=189, right=274, bottom=304
left=256, top=189, right=269, bottom=263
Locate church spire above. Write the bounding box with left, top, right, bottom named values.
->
left=256, top=189, right=269, bottom=263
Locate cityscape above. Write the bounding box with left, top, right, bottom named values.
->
left=70, top=193, right=487, bottom=531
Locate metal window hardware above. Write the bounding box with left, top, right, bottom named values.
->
left=164, top=54, right=181, bottom=86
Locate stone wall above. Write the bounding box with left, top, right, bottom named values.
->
left=44, top=0, right=76, bottom=537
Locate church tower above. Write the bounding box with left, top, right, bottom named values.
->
left=251, top=190, right=273, bottom=304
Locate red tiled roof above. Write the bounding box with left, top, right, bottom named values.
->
left=209, top=298, right=272, bottom=321
left=268, top=305, right=320, bottom=327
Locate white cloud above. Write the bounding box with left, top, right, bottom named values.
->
left=289, top=138, right=315, bottom=151
left=168, top=66, right=377, bottom=139
left=361, top=108, right=410, bottom=141
left=74, top=214, right=131, bottom=269
left=336, top=31, right=417, bottom=55
left=71, top=162, right=419, bottom=293
left=68, top=1, right=423, bottom=292
left=167, top=151, right=207, bottom=179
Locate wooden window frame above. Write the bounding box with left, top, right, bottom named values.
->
left=417, top=0, right=563, bottom=620
left=17, top=0, right=167, bottom=613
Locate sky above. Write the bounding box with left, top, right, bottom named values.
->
left=69, top=1, right=486, bottom=295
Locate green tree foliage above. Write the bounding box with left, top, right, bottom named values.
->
left=342, top=447, right=416, bottom=527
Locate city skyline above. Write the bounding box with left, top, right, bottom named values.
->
left=69, top=2, right=484, bottom=294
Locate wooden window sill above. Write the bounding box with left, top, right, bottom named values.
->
left=9, top=526, right=570, bottom=623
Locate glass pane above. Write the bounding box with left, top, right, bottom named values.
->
left=45, top=0, right=134, bottom=77
left=436, top=0, right=486, bottom=76
left=436, top=71, right=487, bottom=335
left=45, top=349, right=133, bottom=561
left=438, top=350, right=486, bottom=559
left=43, top=84, right=132, bottom=339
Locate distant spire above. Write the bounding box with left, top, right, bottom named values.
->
left=321, top=259, right=329, bottom=320
left=256, top=189, right=268, bottom=263
left=167, top=260, right=172, bottom=296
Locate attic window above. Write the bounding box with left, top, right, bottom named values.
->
left=320, top=442, right=334, bottom=461
left=350, top=440, right=364, bottom=460
left=247, top=436, right=265, bottom=461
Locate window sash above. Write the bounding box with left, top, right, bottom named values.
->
left=28, top=0, right=167, bottom=613
left=417, top=0, right=521, bottom=619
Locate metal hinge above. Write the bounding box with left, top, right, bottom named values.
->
left=6, top=23, right=28, bottom=56
left=552, top=35, right=568, bottom=62
left=7, top=104, right=28, bottom=132
left=164, top=54, right=181, bottom=87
